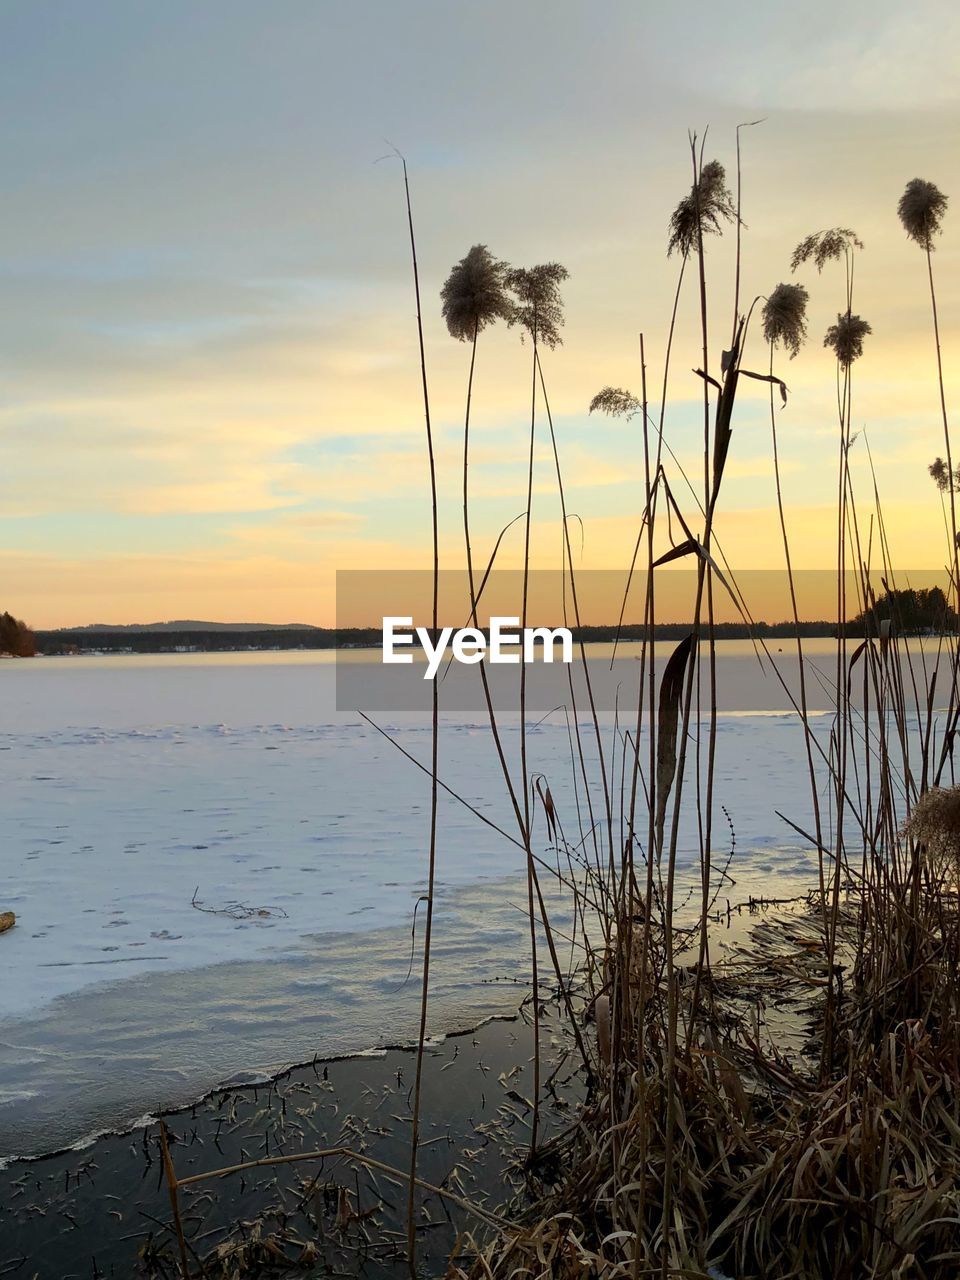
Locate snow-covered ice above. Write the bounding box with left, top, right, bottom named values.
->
left=0, top=649, right=825, bottom=1157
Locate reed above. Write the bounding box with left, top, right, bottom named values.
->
left=157, top=137, right=960, bottom=1280
left=392, top=152, right=441, bottom=1279
left=899, top=180, right=955, bottom=593
left=505, top=260, right=569, bottom=1156
left=441, top=243, right=514, bottom=619
left=761, top=281, right=828, bottom=922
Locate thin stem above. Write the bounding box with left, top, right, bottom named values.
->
left=769, top=340, right=827, bottom=913
left=463, top=322, right=480, bottom=608
left=927, top=246, right=958, bottom=600
left=397, top=155, right=440, bottom=1280
left=520, top=327, right=541, bottom=1157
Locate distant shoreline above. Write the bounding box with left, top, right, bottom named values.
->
left=29, top=619, right=934, bottom=656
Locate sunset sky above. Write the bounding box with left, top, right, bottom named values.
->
left=1, top=1, right=958, bottom=627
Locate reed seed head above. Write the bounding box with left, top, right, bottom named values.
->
left=929, top=456, right=960, bottom=493
left=589, top=387, right=640, bottom=418
left=903, top=786, right=960, bottom=871
left=667, top=159, right=736, bottom=258
left=897, top=178, right=948, bottom=251
left=440, top=244, right=514, bottom=342
left=762, top=283, right=809, bottom=359
left=790, top=227, right=863, bottom=274
left=823, top=311, right=871, bottom=368
left=505, top=262, right=569, bottom=350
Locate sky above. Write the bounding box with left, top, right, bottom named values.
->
left=0, top=0, right=958, bottom=627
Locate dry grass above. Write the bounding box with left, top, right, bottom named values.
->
left=450, top=880, right=960, bottom=1278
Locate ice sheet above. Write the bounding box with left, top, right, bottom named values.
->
left=0, top=649, right=823, bottom=1155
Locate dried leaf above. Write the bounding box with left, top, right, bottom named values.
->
left=739, top=368, right=788, bottom=406
left=655, top=633, right=694, bottom=846
left=653, top=538, right=697, bottom=568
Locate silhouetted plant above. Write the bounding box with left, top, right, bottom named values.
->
left=505, top=262, right=568, bottom=349
left=761, top=282, right=809, bottom=359
left=762, top=279, right=819, bottom=898
left=667, top=159, right=736, bottom=257
left=505, top=257, right=570, bottom=1154
left=441, top=244, right=514, bottom=605
left=386, top=151, right=441, bottom=1278
left=899, top=178, right=955, bottom=571
left=790, top=227, right=863, bottom=274
left=823, top=311, right=872, bottom=368
left=440, top=245, right=514, bottom=342
left=898, top=178, right=948, bottom=251
left=789, top=220, right=867, bottom=1070
left=588, top=386, right=640, bottom=418
left=930, top=456, right=960, bottom=493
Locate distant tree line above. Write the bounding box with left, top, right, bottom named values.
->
left=34, top=620, right=846, bottom=656
left=847, top=587, right=957, bottom=637
left=569, top=621, right=835, bottom=642
left=0, top=612, right=36, bottom=657
left=29, top=601, right=955, bottom=657
left=35, top=627, right=347, bottom=655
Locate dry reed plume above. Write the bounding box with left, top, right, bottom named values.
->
left=761, top=281, right=809, bottom=358
left=790, top=226, right=864, bottom=274
left=667, top=158, right=736, bottom=257
left=504, top=262, right=569, bottom=349
left=898, top=178, right=948, bottom=251
left=441, top=244, right=515, bottom=341
left=823, top=310, right=872, bottom=368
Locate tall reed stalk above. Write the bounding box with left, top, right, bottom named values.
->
left=394, top=154, right=440, bottom=1279
left=898, top=180, right=955, bottom=588
left=761, top=283, right=828, bottom=906
left=503, top=261, right=568, bottom=1155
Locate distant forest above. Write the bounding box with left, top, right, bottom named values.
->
left=34, top=622, right=834, bottom=655
left=19, top=588, right=955, bottom=656
left=849, top=586, right=956, bottom=636
left=9, top=588, right=953, bottom=657
left=35, top=626, right=344, bottom=654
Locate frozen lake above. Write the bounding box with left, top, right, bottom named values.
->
left=0, top=646, right=834, bottom=1158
